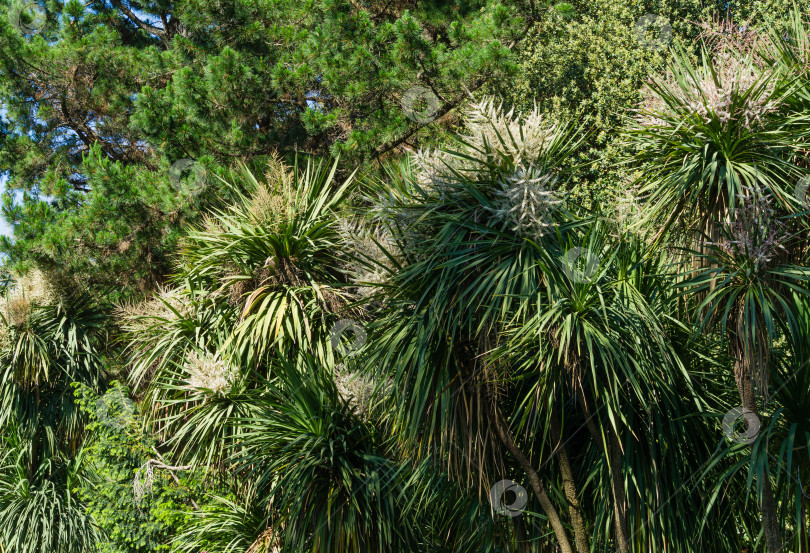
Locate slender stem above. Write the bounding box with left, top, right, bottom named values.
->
left=550, top=405, right=590, bottom=553
left=607, top=430, right=631, bottom=553
left=733, top=351, right=782, bottom=553
left=491, top=404, right=574, bottom=553
left=576, top=386, right=629, bottom=553
left=514, top=515, right=532, bottom=553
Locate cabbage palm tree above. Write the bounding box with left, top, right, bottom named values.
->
left=688, top=224, right=810, bottom=551
left=626, top=44, right=808, bottom=239
left=625, top=33, right=810, bottom=552
left=124, top=157, right=356, bottom=470
left=0, top=282, right=109, bottom=552
left=122, top=287, right=248, bottom=469
left=0, top=430, right=97, bottom=553
left=503, top=223, right=745, bottom=553
left=189, top=354, right=418, bottom=553
left=180, top=157, right=356, bottom=362
left=359, top=100, right=597, bottom=553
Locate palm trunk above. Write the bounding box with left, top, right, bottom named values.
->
left=28, top=384, right=41, bottom=481
left=734, top=354, right=782, bottom=553
left=514, top=514, right=532, bottom=553
left=607, top=430, right=631, bottom=553
left=492, top=405, right=575, bottom=553
left=801, top=499, right=808, bottom=553
left=576, top=387, right=629, bottom=553
left=549, top=406, right=590, bottom=553
left=761, top=474, right=781, bottom=553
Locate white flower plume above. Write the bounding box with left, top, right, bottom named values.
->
left=640, top=53, right=777, bottom=130
left=184, top=351, right=237, bottom=396
left=413, top=98, right=559, bottom=194
left=487, top=167, right=561, bottom=239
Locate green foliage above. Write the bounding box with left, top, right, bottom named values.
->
left=0, top=288, right=108, bottom=552
left=181, top=158, right=356, bottom=361
left=234, top=355, right=416, bottom=552
left=121, top=158, right=356, bottom=470
left=625, top=48, right=809, bottom=235
left=496, top=0, right=805, bottom=209
left=1, top=3, right=810, bottom=553
left=0, top=431, right=98, bottom=553
left=494, top=0, right=713, bottom=204
left=74, top=382, right=204, bottom=553
left=0, top=0, right=542, bottom=295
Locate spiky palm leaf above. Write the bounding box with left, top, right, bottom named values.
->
left=625, top=44, right=810, bottom=237
left=232, top=354, right=417, bottom=552
left=181, top=158, right=356, bottom=362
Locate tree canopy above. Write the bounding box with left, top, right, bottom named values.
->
left=0, top=1, right=808, bottom=553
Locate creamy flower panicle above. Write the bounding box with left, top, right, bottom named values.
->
left=337, top=218, right=400, bottom=295
left=720, top=189, right=788, bottom=269
left=0, top=269, right=53, bottom=328
left=412, top=98, right=563, bottom=239
left=639, top=53, right=778, bottom=130
left=184, top=351, right=237, bottom=396
left=488, top=167, right=561, bottom=239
